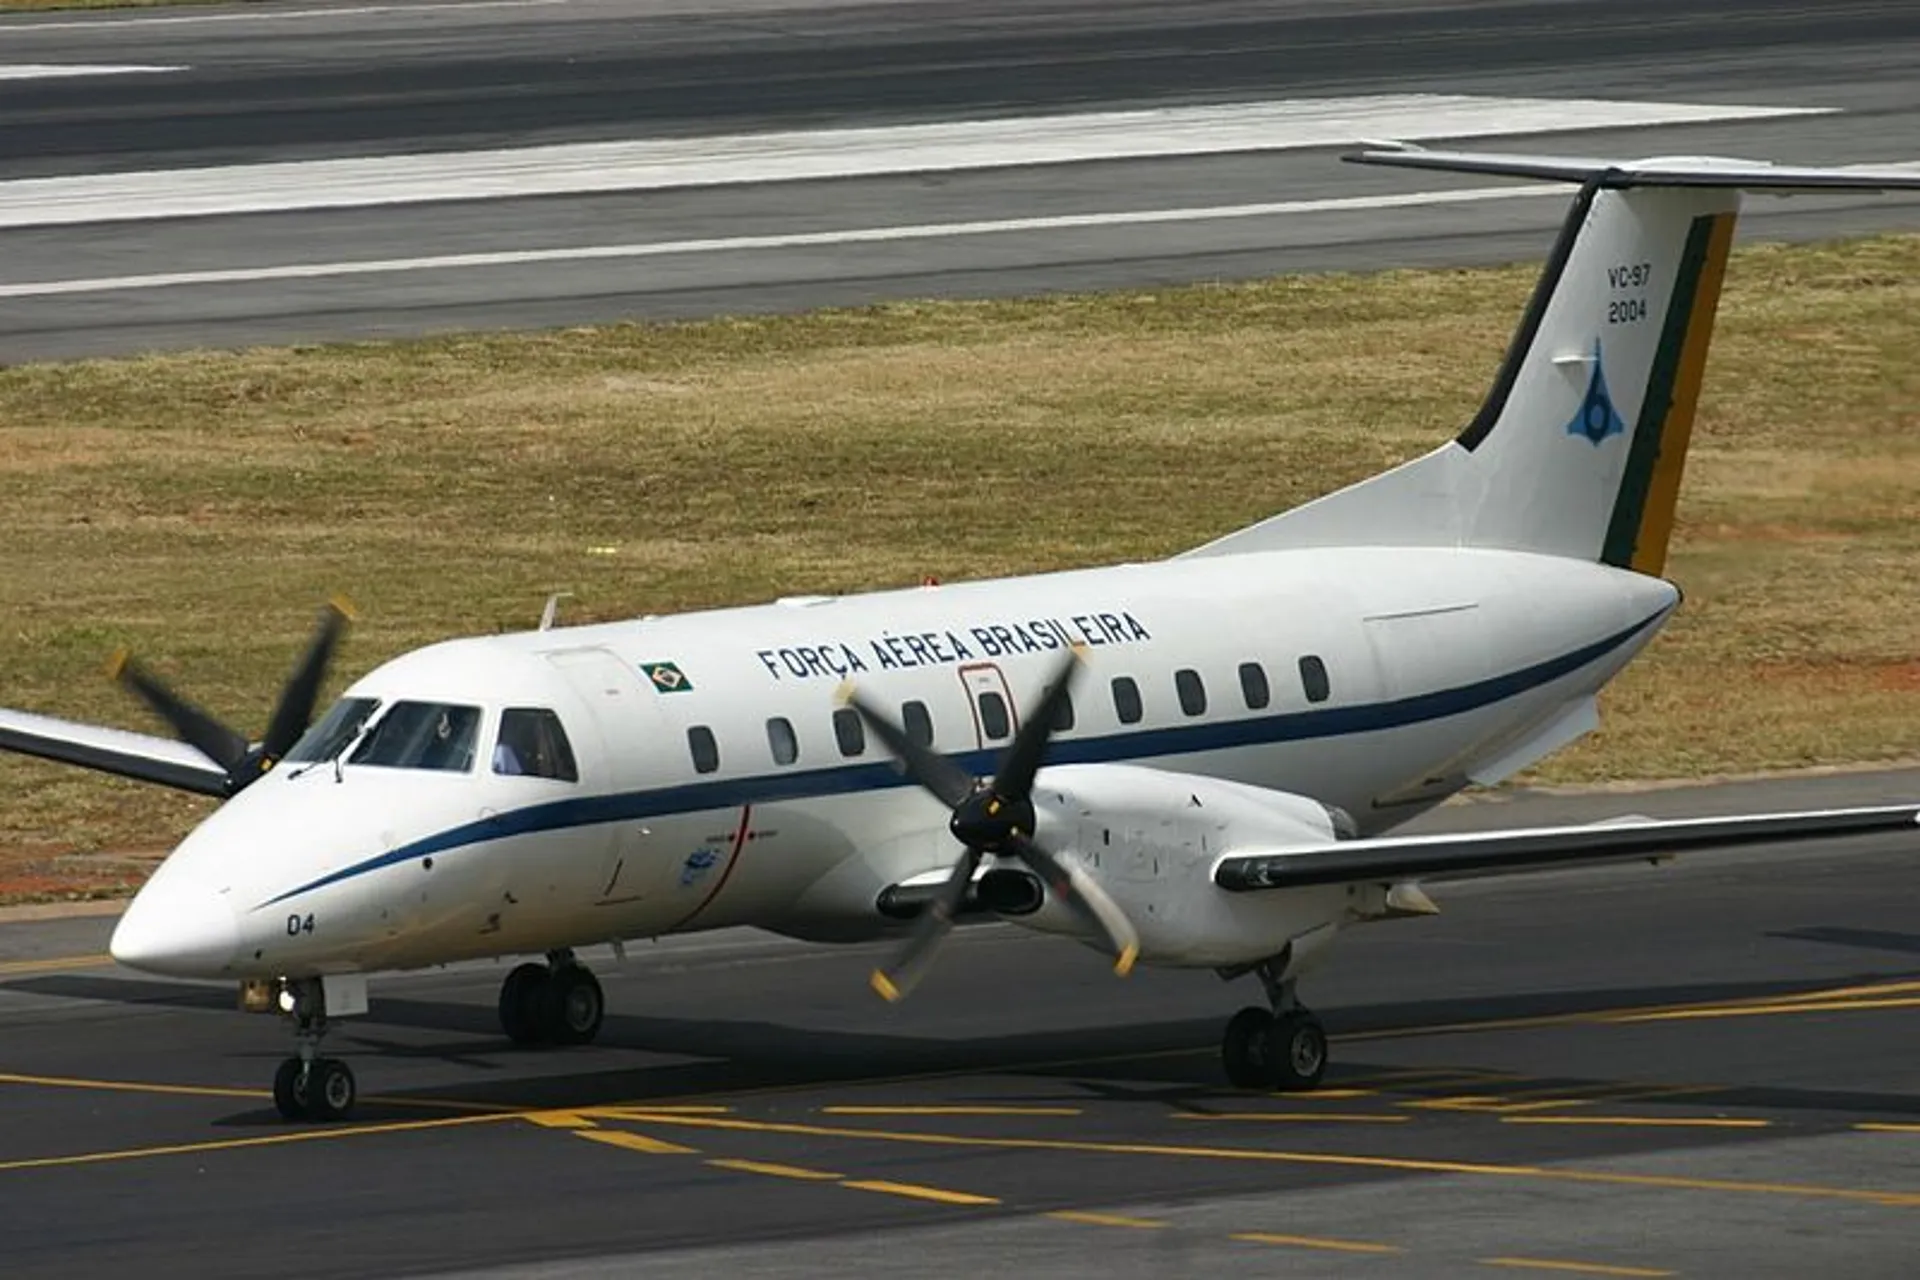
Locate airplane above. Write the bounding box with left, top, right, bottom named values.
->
left=5, top=145, right=1920, bottom=1123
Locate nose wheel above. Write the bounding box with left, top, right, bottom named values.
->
left=271, top=978, right=359, bottom=1121
left=498, top=951, right=605, bottom=1047
left=273, top=1055, right=357, bottom=1121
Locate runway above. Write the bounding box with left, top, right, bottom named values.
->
left=0, top=0, right=1917, bottom=359
left=4, top=770, right=1918, bottom=1278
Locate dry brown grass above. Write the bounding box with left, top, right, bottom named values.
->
left=1, top=233, right=1916, bottom=899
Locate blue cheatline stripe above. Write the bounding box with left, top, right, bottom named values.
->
left=260, top=609, right=1667, bottom=908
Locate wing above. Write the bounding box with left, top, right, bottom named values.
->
left=1214, top=804, right=1920, bottom=892
left=0, top=706, right=229, bottom=797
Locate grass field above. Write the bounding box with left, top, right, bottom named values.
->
left=2, top=233, right=1917, bottom=901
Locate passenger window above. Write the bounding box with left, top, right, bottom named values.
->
left=1174, top=668, right=1207, bottom=717
left=1299, top=655, right=1331, bottom=704
left=1239, top=661, right=1271, bottom=710
left=767, top=716, right=799, bottom=766
left=687, top=725, right=720, bottom=774
left=832, top=706, right=866, bottom=757
left=350, top=702, right=481, bottom=773
left=902, top=700, right=935, bottom=748
left=1051, top=692, right=1075, bottom=733
left=1111, top=676, right=1143, bottom=725
left=492, top=708, right=579, bottom=782
left=977, top=691, right=1011, bottom=741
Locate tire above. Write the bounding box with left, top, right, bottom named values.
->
left=308, top=1058, right=357, bottom=1121
left=499, top=962, right=550, bottom=1045
left=1271, top=1012, right=1328, bottom=1092
left=1221, top=1006, right=1277, bottom=1089
left=272, top=1057, right=307, bottom=1121
left=541, top=966, right=605, bottom=1047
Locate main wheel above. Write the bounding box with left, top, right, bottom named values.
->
left=540, top=965, right=605, bottom=1046
left=272, top=1056, right=307, bottom=1121
left=309, top=1058, right=358, bottom=1121
left=499, top=962, right=550, bottom=1045
left=1270, top=1011, right=1328, bottom=1091
left=1221, top=1006, right=1278, bottom=1089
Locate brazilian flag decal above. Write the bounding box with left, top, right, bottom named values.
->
left=641, top=661, right=693, bottom=693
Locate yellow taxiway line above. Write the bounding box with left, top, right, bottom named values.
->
left=0, top=952, right=114, bottom=977
left=1232, top=1230, right=1403, bottom=1255
left=706, top=1157, right=842, bottom=1181
left=842, top=1178, right=999, bottom=1206
left=1481, top=1257, right=1672, bottom=1277
left=1046, top=1209, right=1167, bottom=1229
left=601, top=1109, right=1920, bottom=1209
left=0, top=1110, right=517, bottom=1172
left=822, top=1105, right=1082, bottom=1117
left=1174, top=1111, right=1408, bottom=1124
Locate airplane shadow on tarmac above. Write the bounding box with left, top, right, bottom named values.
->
left=11, top=963, right=1920, bottom=1128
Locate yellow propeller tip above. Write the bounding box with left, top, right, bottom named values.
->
left=1114, top=944, right=1138, bottom=978
left=869, top=970, right=902, bottom=1003
left=834, top=679, right=857, bottom=707
left=328, top=594, right=361, bottom=623
left=103, top=647, right=130, bottom=681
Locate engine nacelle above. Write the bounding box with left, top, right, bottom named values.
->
left=1012, top=763, right=1360, bottom=969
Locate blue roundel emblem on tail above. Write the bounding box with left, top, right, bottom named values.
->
left=1566, top=338, right=1626, bottom=445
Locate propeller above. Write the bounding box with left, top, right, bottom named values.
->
left=843, top=649, right=1140, bottom=1002
left=107, top=598, right=355, bottom=797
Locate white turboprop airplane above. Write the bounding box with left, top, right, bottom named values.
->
left=5, top=147, right=1920, bottom=1123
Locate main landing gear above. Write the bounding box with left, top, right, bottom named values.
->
left=1220, top=958, right=1328, bottom=1092
left=498, top=950, right=605, bottom=1047
left=272, top=978, right=358, bottom=1122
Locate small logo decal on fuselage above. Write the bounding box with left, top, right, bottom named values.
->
left=680, top=849, right=719, bottom=887
left=642, top=660, right=694, bottom=693
left=1565, top=338, right=1627, bottom=445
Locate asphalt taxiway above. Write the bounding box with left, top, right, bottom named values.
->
left=4, top=770, right=1918, bottom=1278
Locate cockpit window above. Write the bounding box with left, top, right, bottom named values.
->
left=285, top=697, right=381, bottom=764
left=349, top=702, right=481, bottom=772
left=492, top=708, right=579, bottom=782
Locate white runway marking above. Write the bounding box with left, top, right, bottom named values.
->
left=0, top=0, right=565, bottom=33
left=0, top=184, right=1568, bottom=298
left=0, top=95, right=1831, bottom=230
left=0, top=63, right=184, bottom=80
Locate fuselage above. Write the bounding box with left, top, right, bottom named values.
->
left=108, top=544, right=1677, bottom=980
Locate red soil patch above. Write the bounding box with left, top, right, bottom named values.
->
left=0, top=843, right=160, bottom=906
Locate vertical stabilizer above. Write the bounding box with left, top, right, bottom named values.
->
left=1188, top=150, right=1920, bottom=573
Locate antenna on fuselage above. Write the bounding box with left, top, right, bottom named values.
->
left=538, top=592, right=574, bottom=631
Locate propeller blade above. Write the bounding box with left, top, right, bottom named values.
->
left=260, top=597, right=354, bottom=763
left=988, top=649, right=1080, bottom=805
left=1005, top=833, right=1139, bottom=977
left=108, top=650, right=250, bottom=774
left=870, top=845, right=983, bottom=1003
left=843, top=686, right=977, bottom=809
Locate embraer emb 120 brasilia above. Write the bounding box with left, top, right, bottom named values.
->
left=6, top=146, right=1919, bottom=1122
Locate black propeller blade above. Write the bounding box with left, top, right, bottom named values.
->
left=845, top=650, right=1140, bottom=1002
left=109, top=598, right=355, bottom=798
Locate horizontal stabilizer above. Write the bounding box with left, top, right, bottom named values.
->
left=0, top=706, right=229, bottom=796
left=1346, top=145, right=1920, bottom=191
left=1215, top=803, right=1920, bottom=891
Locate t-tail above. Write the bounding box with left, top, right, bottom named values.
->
left=1188, top=147, right=1920, bottom=575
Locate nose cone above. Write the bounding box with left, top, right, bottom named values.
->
left=111, top=881, right=240, bottom=978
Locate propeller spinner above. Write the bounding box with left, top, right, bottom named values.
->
left=108, top=598, right=355, bottom=798
left=844, top=650, right=1139, bottom=1002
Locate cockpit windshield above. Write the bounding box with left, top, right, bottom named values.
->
left=348, top=702, right=482, bottom=773
left=285, top=696, right=381, bottom=764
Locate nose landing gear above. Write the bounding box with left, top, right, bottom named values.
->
left=271, top=978, right=358, bottom=1121
left=1220, top=959, right=1328, bottom=1092
left=498, top=950, right=605, bottom=1047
